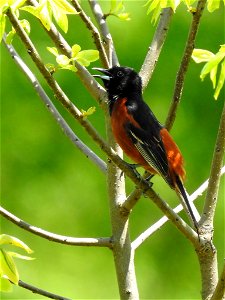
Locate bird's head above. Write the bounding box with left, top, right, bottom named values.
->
left=93, top=66, right=142, bottom=101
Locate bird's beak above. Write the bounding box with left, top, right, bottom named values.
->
left=92, top=67, right=111, bottom=81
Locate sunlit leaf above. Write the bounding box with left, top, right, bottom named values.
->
left=200, top=51, right=225, bottom=80
left=81, top=107, right=96, bottom=119
left=60, top=64, right=77, bottom=72
left=52, top=4, right=68, bottom=33
left=19, top=19, right=30, bottom=34
left=47, top=46, right=59, bottom=56
left=5, top=29, right=16, bottom=44
left=214, top=60, right=225, bottom=100
left=207, top=0, right=221, bottom=12
left=76, top=50, right=99, bottom=67
left=56, top=54, right=70, bottom=66
left=11, top=0, right=27, bottom=11
left=0, top=13, right=6, bottom=42
left=192, top=48, right=215, bottom=63
left=0, top=234, right=33, bottom=254
left=8, top=251, right=35, bottom=260
left=49, top=0, right=77, bottom=14
left=0, top=249, right=19, bottom=285
left=117, top=12, right=130, bottom=20
left=0, top=277, right=12, bottom=292
left=210, top=65, right=218, bottom=89
left=71, top=44, right=81, bottom=58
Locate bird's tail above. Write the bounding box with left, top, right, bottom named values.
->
left=175, top=175, right=199, bottom=231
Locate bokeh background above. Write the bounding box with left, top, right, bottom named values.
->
left=1, top=1, right=224, bottom=299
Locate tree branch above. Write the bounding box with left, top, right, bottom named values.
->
left=18, top=280, right=71, bottom=300
left=211, top=261, right=225, bottom=300
left=132, top=166, right=225, bottom=250
left=6, top=9, right=199, bottom=247
left=165, top=0, right=207, bottom=131
left=200, top=101, right=225, bottom=227
left=3, top=36, right=107, bottom=174
left=88, top=0, right=119, bottom=67
left=139, top=7, right=173, bottom=89
left=0, top=206, right=112, bottom=248
left=70, top=0, right=109, bottom=68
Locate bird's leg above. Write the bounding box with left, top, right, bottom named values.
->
left=128, top=163, right=142, bottom=179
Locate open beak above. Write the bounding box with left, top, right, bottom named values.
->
left=92, top=67, right=111, bottom=81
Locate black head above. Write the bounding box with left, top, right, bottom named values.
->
left=93, top=66, right=142, bottom=101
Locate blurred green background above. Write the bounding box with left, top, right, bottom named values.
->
left=1, top=1, right=224, bottom=299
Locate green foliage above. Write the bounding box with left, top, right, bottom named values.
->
left=81, top=107, right=96, bottom=119
left=144, top=0, right=225, bottom=24
left=47, top=44, right=99, bottom=72
left=192, top=45, right=225, bottom=100
left=0, top=234, right=33, bottom=292
left=21, top=0, right=78, bottom=32
left=104, top=0, right=130, bottom=21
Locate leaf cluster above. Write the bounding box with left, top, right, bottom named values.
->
left=0, top=234, right=33, bottom=292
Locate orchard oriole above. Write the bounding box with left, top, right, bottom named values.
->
left=94, top=66, right=198, bottom=230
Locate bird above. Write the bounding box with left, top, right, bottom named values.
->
left=93, top=66, right=198, bottom=230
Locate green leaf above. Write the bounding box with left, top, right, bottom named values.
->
left=214, top=60, right=225, bottom=100
left=71, top=44, right=81, bottom=58
left=200, top=51, right=225, bottom=80
left=76, top=50, right=99, bottom=66
left=8, top=251, right=35, bottom=260
left=49, top=0, right=77, bottom=14
left=0, top=234, right=33, bottom=254
left=0, top=249, right=19, bottom=285
left=0, top=12, right=6, bottom=42
left=19, top=19, right=30, bottom=34
left=52, top=4, right=68, bottom=33
left=117, top=12, right=130, bottom=20
left=207, top=0, right=220, bottom=12
left=5, top=29, right=16, bottom=44
left=60, top=64, right=77, bottom=72
left=47, top=46, right=59, bottom=56
left=11, top=0, right=27, bottom=11
left=0, top=277, right=12, bottom=292
left=110, top=0, right=117, bottom=12
left=45, top=62, right=57, bottom=73
left=56, top=54, right=71, bottom=66
left=81, top=107, right=96, bottom=119
left=192, top=48, right=215, bottom=63
left=210, top=65, right=218, bottom=89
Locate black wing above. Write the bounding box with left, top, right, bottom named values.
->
left=126, top=99, right=173, bottom=186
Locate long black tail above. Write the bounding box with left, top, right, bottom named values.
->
left=175, top=175, right=199, bottom=231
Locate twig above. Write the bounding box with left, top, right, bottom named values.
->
left=0, top=206, right=112, bottom=248
left=165, top=0, right=207, bottom=131
left=200, top=101, right=225, bottom=226
left=88, top=0, right=119, bottom=66
left=70, top=0, right=109, bottom=68
left=132, top=166, right=225, bottom=250
left=139, top=7, right=173, bottom=89
left=6, top=9, right=199, bottom=247
left=3, top=37, right=107, bottom=174
left=211, top=261, right=225, bottom=300
left=18, top=280, right=71, bottom=300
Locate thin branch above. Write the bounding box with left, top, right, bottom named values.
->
left=211, top=261, right=225, bottom=300
left=88, top=0, right=119, bottom=67
left=0, top=206, right=112, bottom=248
left=165, top=0, right=207, bottom=131
left=3, top=37, right=107, bottom=174
left=6, top=9, right=199, bottom=247
left=139, top=7, right=173, bottom=89
left=132, top=166, right=225, bottom=250
left=200, top=101, right=225, bottom=227
left=70, top=0, right=109, bottom=68
left=18, top=280, right=71, bottom=300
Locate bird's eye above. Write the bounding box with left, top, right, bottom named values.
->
left=117, top=71, right=124, bottom=77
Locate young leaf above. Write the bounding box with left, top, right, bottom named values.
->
left=0, top=277, right=12, bottom=292
left=207, top=0, right=221, bottom=12
left=11, top=0, right=27, bottom=11
left=192, top=48, right=215, bottom=63
left=60, top=64, right=77, bottom=72
left=76, top=50, right=99, bottom=67
left=0, top=13, right=6, bottom=42
left=0, top=234, right=33, bottom=254
left=81, top=107, right=96, bottom=119
left=56, top=54, right=71, bottom=67
left=71, top=44, right=81, bottom=58
left=0, top=249, right=19, bottom=285
left=214, top=60, right=225, bottom=100
left=200, top=51, right=225, bottom=80
left=117, top=12, right=130, bottom=21
left=19, top=19, right=31, bottom=34
left=47, top=46, right=59, bottom=56
left=49, top=0, right=77, bottom=14
left=8, top=251, right=35, bottom=260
